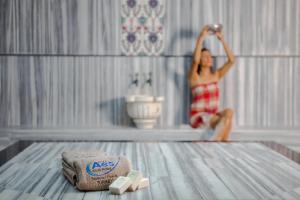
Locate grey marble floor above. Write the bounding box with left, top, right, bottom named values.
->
left=1, top=142, right=300, bottom=200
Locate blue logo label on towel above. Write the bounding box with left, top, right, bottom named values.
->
left=86, top=157, right=120, bottom=177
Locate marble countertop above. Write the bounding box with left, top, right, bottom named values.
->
left=1, top=141, right=300, bottom=199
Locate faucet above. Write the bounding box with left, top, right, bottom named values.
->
left=144, top=72, right=152, bottom=87
left=131, top=73, right=139, bottom=87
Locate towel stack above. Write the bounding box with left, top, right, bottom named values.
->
left=61, top=151, right=131, bottom=191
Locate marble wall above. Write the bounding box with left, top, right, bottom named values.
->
left=1, top=0, right=300, bottom=55
left=0, top=0, right=299, bottom=129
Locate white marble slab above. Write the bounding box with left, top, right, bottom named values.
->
left=1, top=142, right=300, bottom=199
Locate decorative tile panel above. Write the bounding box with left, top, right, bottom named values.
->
left=121, top=0, right=165, bottom=55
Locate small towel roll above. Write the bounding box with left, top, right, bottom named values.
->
left=72, top=156, right=132, bottom=191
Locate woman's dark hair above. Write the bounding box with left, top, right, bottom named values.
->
left=197, top=48, right=214, bottom=74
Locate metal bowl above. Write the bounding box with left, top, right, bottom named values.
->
left=208, top=24, right=223, bottom=34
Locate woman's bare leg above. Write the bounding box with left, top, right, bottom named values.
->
left=222, top=117, right=233, bottom=140
left=209, top=109, right=234, bottom=141
left=220, top=109, right=234, bottom=141
left=208, top=114, right=224, bottom=141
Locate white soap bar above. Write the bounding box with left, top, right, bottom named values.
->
left=138, top=178, right=149, bottom=189
left=127, top=170, right=143, bottom=191
left=109, top=176, right=132, bottom=195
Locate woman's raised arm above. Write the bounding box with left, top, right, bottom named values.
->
left=188, top=26, right=209, bottom=80
left=215, top=32, right=235, bottom=79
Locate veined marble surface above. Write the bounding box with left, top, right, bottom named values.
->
left=0, top=56, right=299, bottom=129
left=0, top=0, right=299, bottom=55
left=1, top=142, right=300, bottom=199
left=0, top=0, right=120, bottom=55
left=165, top=0, right=300, bottom=56
left=0, top=0, right=299, bottom=130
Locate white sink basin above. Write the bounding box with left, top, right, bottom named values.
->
left=126, top=95, right=164, bottom=129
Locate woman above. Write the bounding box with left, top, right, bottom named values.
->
left=188, top=25, right=235, bottom=141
